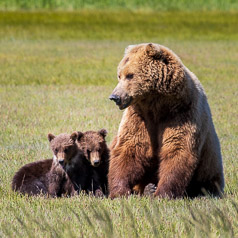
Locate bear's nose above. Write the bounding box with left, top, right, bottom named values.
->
left=59, top=159, right=64, bottom=166
left=109, top=94, right=121, bottom=105
left=93, top=160, right=100, bottom=167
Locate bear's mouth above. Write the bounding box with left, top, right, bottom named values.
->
left=58, top=159, right=65, bottom=167
left=119, top=96, right=133, bottom=110
left=91, top=161, right=100, bottom=167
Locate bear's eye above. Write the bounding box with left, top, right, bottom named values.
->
left=87, top=149, right=91, bottom=156
left=126, top=73, right=134, bottom=80
left=64, top=148, right=68, bottom=153
left=54, top=148, right=58, bottom=154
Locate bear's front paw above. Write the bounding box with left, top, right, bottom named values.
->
left=144, top=183, right=157, bottom=196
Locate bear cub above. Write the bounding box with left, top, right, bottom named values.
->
left=12, top=132, right=79, bottom=197
left=76, top=129, right=109, bottom=196
left=11, top=129, right=110, bottom=197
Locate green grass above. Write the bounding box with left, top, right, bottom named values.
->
left=1, top=11, right=238, bottom=42
left=1, top=0, right=238, bottom=11
left=0, top=11, right=238, bottom=86
left=0, top=10, right=238, bottom=237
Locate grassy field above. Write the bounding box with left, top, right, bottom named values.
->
left=1, top=0, right=238, bottom=11
left=0, top=10, right=238, bottom=237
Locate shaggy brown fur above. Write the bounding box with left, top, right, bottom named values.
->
left=108, top=43, right=224, bottom=199
left=12, top=132, right=79, bottom=197
left=12, top=130, right=110, bottom=197
left=12, top=159, right=54, bottom=196
left=76, top=129, right=109, bottom=196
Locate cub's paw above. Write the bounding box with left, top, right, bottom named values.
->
left=144, top=183, right=157, bottom=196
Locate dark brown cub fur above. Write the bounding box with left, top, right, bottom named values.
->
left=76, top=129, right=109, bottom=196
left=11, top=132, right=79, bottom=197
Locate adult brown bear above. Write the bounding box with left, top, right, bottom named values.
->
left=109, top=43, right=224, bottom=199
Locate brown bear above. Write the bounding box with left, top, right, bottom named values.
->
left=108, top=43, right=224, bottom=199
left=12, top=130, right=109, bottom=197
left=76, top=129, right=109, bottom=196
left=12, top=132, right=79, bottom=197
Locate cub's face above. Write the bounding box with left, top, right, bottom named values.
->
left=48, top=132, right=78, bottom=166
left=77, top=129, right=107, bottom=167
left=109, top=43, right=158, bottom=110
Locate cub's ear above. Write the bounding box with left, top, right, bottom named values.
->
left=70, top=132, right=78, bottom=142
left=77, top=131, right=84, bottom=141
left=98, top=129, right=107, bottom=138
left=146, top=43, right=161, bottom=59
left=48, top=133, right=55, bottom=142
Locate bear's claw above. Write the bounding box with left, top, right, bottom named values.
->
left=144, top=183, right=157, bottom=196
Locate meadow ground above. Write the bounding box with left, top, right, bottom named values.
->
left=0, top=10, right=238, bottom=237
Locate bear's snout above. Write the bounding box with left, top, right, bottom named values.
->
left=109, top=91, right=132, bottom=110
left=110, top=81, right=133, bottom=109
left=109, top=94, right=121, bottom=105
left=92, top=159, right=100, bottom=167
left=90, top=151, right=101, bottom=167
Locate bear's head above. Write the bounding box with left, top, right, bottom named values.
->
left=48, top=132, right=79, bottom=166
left=77, top=129, right=108, bottom=167
left=109, top=43, right=186, bottom=110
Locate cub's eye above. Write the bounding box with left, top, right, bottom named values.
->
left=64, top=148, right=68, bottom=153
left=126, top=73, right=134, bottom=80
left=87, top=149, right=91, bottom=155
left=54, top=149, right=58, bottom=154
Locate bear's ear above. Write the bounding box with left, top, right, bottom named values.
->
left=146, top=43, right=161, bottom=59
left=48, top=133, right=55, bottom=142
left=77, top=131, right=84, bottom=141
left=70, top=132, right=78, bottom=142
left=124, top=45, right=135, bottom=55
left=98, top=129, right=107, bottom=138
